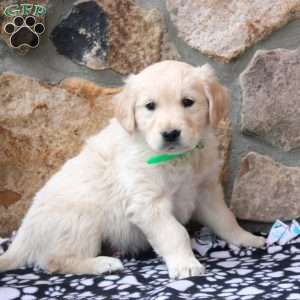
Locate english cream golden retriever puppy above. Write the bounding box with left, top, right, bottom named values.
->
left=0, top=61, right=265, bottom=279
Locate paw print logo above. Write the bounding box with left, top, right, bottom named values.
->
left=4, top=16, right=45, bottom=48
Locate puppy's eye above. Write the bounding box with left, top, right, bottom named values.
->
left=182, top=98, right=195, bottom=108
left=145, top=101, right=156, bottom=111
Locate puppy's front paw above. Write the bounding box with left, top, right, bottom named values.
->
left=167, top=256, right=205, bottom=279
left=234, top=232, right=266, bottom=248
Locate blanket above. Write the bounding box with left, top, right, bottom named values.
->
left=1, top=231, right=300, bottom=300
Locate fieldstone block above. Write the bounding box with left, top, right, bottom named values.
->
left=240, top=48, right=300, bottom=151
left=230, top=152, right=300, bottom=222
left=0, top=73, right=120, bottom=236
left=51, top=0, right=179, bottom=74
left=167, top=0, right=300, bottom=62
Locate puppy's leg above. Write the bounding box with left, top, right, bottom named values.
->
left=46, top=256, right=123, bottom=275
left=39, top=219, right=124, bottom=275
left=127, top=199, right=205, bottom=279
left=40, top=213, right=124, bottom=275
left=195, top=182, right=265, bottom=248
left=0, top=211, right=124, bottom=276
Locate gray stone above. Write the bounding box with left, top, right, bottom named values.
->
left=51, top=0, right=178, bottom=74
left=240, top=48, right=300, bottom=151
left=167, top=0, right=300, bottom=62
left=230, top=152, right=300, bottom=222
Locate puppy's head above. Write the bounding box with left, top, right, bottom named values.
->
left=114, top=61, right=228, bottom=153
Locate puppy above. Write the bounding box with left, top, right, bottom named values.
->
left=0, top=61, right=265, bottom=279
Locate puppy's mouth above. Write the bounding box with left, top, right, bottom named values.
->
left=159, top=142, right=190, bottom=154
left=146, top=135, right=200, bottom=154
left=164, top=143, right=180, bottom=152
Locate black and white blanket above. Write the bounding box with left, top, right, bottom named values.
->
left=1, top=230, right=300, bottom=300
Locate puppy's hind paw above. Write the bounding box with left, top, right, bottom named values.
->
left=235, top=232, right=266, bottom=249
left=247, top=235, right=266, bottom=248
left=93, top=256, right=124, bottom=275
left=46, top=255, right=124, bottom=275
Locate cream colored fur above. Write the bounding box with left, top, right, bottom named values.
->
left=0, top=61, right=265, bottom=279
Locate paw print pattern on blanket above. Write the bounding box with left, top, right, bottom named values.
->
left=44, top=286, right=66, bottom=297
left=1, top=234, right=300, bottom=299
left=70, top=277, right=94, bottom=290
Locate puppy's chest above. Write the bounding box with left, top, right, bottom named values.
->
left=163, top=165, right=195, bottom=190
left=162, top=165, right=198, bottom=223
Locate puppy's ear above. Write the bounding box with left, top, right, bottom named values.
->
left=113, top=75, right=136, bottom=133
left=197, top=64, right=229, bottom=128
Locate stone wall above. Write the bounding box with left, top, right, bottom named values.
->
left=1, top=0, right=300, bottom=236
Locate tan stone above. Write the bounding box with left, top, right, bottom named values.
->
left=103, top=0, right=161, bottom=74
left=0, top=73, right=119, bottom=236
left=167, top=0, right=300, bottom=62
left=230, top=152, right=300, bottom=222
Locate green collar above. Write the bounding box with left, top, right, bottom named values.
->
left=147, top=141, right=204, bottom=165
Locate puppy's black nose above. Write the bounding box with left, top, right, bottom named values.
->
left=161, top=129, right=181, bottom=142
